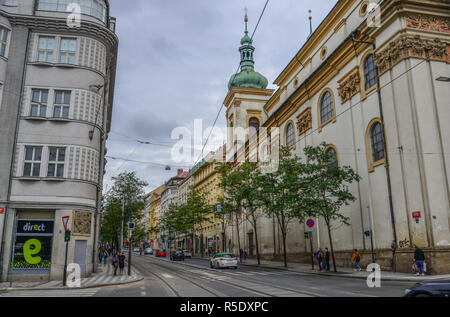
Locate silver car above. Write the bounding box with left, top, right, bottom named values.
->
left=183, top=250, right=192, bottom=258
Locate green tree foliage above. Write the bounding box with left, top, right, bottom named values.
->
left=300, top=143, right=361, bottom=272
left=101, top=172, right=148, bottom=249
left=256, top=146, right=308, bottom=268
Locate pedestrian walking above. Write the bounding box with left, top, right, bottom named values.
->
left=103, top=251, right=108, bottom=265
left=325, top=248, right=331, bottom=272
left=239, top=248, right=243, bottom=261
left=243, top=250, right=247, bottom=260
left=98, top=249, right=104, bottom=264
left=119, top=252, right=126, bottom=275
left=414, top=245, right=425, bottom=276
left=112, top=252, right=119, bottom=276
left=317, top=248, right=323, bottom=271
left=352, top=249, right=361, bottom=271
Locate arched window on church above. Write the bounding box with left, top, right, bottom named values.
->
left=249, top=117, right=260, bottom=135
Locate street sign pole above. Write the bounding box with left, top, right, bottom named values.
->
left=128, top=207, right=132, bottom=276
left=309, top=232, right=314, bottom=270
left=63, top=229, right=70, bottom=286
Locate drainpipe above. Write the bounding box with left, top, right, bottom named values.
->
left=351, top=31, right=398, bottom=270
left=0, top=28, right=31, bottom=281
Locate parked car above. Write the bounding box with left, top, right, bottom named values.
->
left=133, top=247, right=140, bottom=252
left=210, top=253, right=238, bottom=269
left=144, top=248, right=153, bottom=255
left=404, top=281, right=450, bottom=297
left=183, top=250, right=192, bottom=258
left=155, top=249, right=167, bottom=257
left=170, top=250, right=185, bottom=261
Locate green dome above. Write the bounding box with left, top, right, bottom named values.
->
left=228, top=14, right=268, bottom=90
left=228, top=70, right=268, bottom=90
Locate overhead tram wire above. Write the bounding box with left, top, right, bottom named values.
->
left=192, top=0, right=270, bottom=167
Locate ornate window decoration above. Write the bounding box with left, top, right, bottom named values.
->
left=338, top=66, right=361, bottom=104
left=317, top=89, right=336, bottom=132
left=365, top=118, right=387, bottom=172
left=249, top=117, right=260, bottom=132
left=284, top=121, right=295, bottom=148
left=296, top=107, right=312, bottom=136
left=359, top=1, right=369, bottom=17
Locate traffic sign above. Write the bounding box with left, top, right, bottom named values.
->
left=306, top=218, right=315, bottom=232
left=216, top=204, right=222, bottom=211
left=0, top=207, right=4, bottom=214
left=62, top=216, right=70, bottom=230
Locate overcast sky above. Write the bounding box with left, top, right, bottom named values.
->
left=105, top=0, right=338, bottom=193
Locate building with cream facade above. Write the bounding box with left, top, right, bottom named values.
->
left=0, top=0, right=118, bottom=281
left=147, top=184, right=164, bottom=250
left=225, top=0, right=450, bottom=273
left=191, top=147, right=226, bottom=255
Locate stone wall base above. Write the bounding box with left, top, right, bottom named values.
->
left=258, top=247, right=450, bottom=274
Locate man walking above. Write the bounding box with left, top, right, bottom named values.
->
left=325, top=248, right=331, bottom=272
left=414, top=245, right=425, bottom=276
left=317, top=248, right=323, bottom=271
left=352, top=249, right=361, bottom=271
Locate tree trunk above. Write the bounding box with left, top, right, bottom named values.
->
left=281, top=213, right=287, bottom=268
left=235, top=213, right=242, bottom=263
left=252, top=214, right=261, bottom=265
left=326, top=219, right=337, bottom=273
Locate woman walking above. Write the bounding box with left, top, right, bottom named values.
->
left=112, top=252, right=119, bottom=276
left=119, top=252, right=126, bottom=275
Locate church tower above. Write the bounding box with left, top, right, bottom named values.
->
left=224, top=12, right=274, bottom=159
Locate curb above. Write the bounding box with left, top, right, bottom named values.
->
left=190, top=256, right=449, bottom=282
left=1, top=275, right=144, bottom=292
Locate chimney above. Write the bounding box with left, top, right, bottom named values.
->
left=177, top=169, right=183, bottom=176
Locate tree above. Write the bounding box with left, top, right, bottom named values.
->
left=101, top=172, right=148, bottom=250
left=301, top=143, right=361, bottom=272
left=257, top=146, right=308, bottom=268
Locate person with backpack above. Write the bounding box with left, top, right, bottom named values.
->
left=414, top=245, right=425, bottom=276
left=352, top=249, right=361, bottom=271
left=112, top=252, right=119, bottom=276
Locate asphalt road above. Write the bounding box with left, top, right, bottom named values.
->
left=94, top=254, right=415, bottom=297
left=0, top=254, right=416, bottom=297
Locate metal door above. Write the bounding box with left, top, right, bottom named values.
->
left=74, top=240, right=87, bottom=277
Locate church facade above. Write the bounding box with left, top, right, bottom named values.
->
left=224, top=0, right=450, bottom=273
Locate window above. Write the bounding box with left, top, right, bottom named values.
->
left=363, top=54, right=377, bottom=91
left=370, top=122, right=385, bottom=163
left=59, top=38, right=76, bottom=64
left=23, top=146, right=42, bottom=177
left=326, top=146, right=338, bottom=168
left=37, top=0, right=107, bottom=23
left=0, top=27, right=9, bottom=57
left=38, top=37, right=55, bottom=63
left=47, top=147, right=65, bottom=178
left=30, top=89, right=49, bottom=117
left=285, top=123, right=295, bottom=147
left=53, top=91, right=71, bottom=118
left=366, top=118, right=386, bottom=172
left=319, top=90, right=335, bottom=125
left=249, top=117, right=260, bottom=133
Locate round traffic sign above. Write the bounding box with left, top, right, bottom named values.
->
left=306, top=218, right=315, bottom=228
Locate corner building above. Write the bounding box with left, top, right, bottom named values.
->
left=0, top=0, right=118, bottom=282
left=225, top=0, right=450, bottom=273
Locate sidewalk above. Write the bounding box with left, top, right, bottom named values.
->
left=0, top=260, right=143, bottom=291
left=193, top=255, right=450, bottom=282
